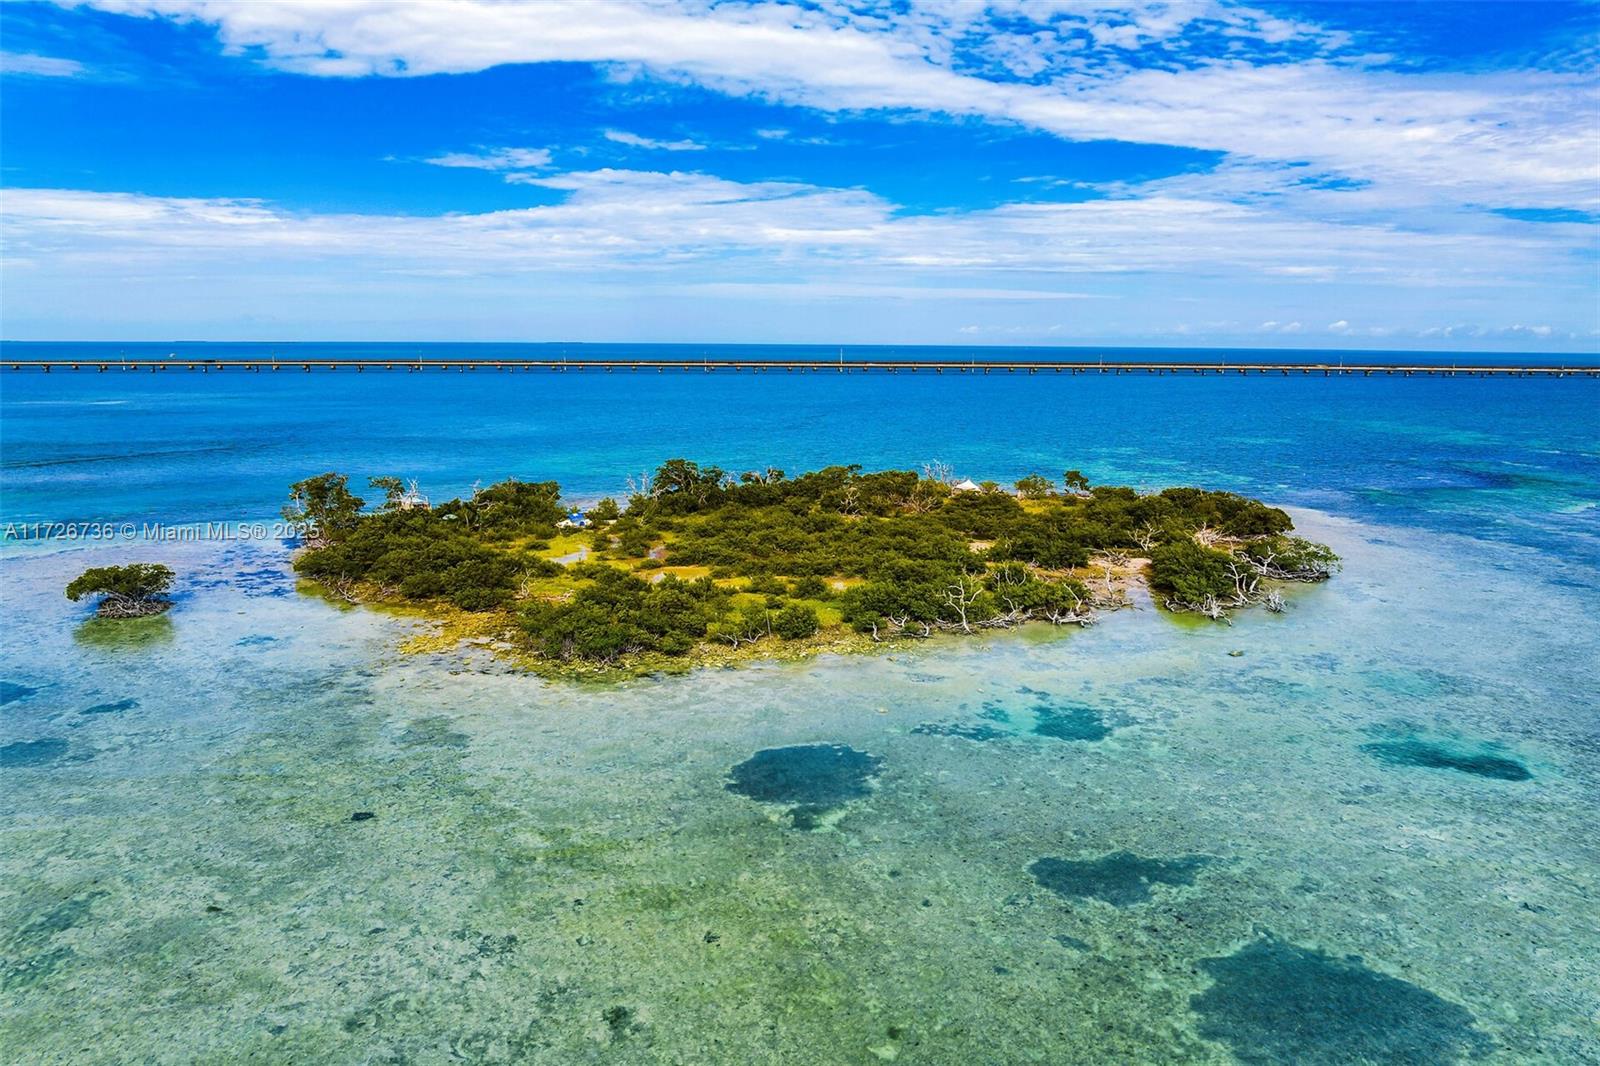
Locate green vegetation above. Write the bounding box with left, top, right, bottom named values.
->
left=1014, top=474, right=1055, bottom=499
left=773, top=603, right=821, bottom=639
left=1149, top=540, right=1236, bottom=605
left=1148, top=532, right=1342, bottom=619
left=66, top=563, right=175, bottom=618
left=282, top=473, right=365, bottom=546
left=293, top=477, right=564, bottom=610
left=288, top=460, right=1338, bottom=674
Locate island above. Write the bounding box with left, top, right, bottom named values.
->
left=285, top=461, right=1339, bottom=677
left=66, top=563, right=175, bottom=618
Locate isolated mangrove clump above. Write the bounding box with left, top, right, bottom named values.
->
left=1148, top=533, right=1341, bottom=620
left=65, top=563, right=175, bottom=618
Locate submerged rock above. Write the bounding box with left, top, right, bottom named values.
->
left=924, top=696, right=1117, bottom=743
left=2, top=889, right=109, bottom=989
left=1361, top=728, right=1531, bottom=781
left=1032, top=703, right=1114, bottom=742
left=399, top=716, right=470, bottom=749
left=13, top=890, right=107, bottom=950
left=978, top=702, right=1012, bottom=724
left=911, top=721, right=1009, bottom=742
left=1, top=681, right=38, bottom=706
left=1, top=738, right=70, bottom=768
left=1030, top=851, right=1209, bottom=906
left=601, top=1004, right=646, bottom=1041
left=81, top=698, right=139, bottom=716
left=1191, top=935, right=1490, bottom=1064
left=726, top=743, right=882, bottom=828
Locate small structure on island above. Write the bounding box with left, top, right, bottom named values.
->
left=558, top=510, right=590, bottom=530
left=952, top=478, right=982, bottom=493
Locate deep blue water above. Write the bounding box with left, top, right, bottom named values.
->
left=4, top=344, right=1597, bottom=574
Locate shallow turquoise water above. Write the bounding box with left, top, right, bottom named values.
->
left=2, top=349, right=1598, bottom=1062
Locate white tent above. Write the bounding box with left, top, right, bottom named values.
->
left=952, top=478, right=981, bottom=492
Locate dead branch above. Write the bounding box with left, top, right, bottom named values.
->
left=94, top=595, right=172, bottom=619
left=943, top=579, right=982, bottom=633
left=921, top=460, right=955, bottom=486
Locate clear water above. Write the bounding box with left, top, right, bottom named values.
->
left=2, top=345, right=1598, bottom=1063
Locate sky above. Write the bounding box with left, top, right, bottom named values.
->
left=0, top=0, right=1597, bottom=350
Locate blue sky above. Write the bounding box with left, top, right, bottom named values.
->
left=1, top=1, right=1596, bottom=350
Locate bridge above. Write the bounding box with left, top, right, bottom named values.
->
left=3, top=358, right=1597, bottom=377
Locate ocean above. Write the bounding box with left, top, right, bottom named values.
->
left=2, top=343, right=1598, bottom=1063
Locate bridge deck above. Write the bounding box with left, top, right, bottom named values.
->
left=3, top=358, right=1596, bottom=377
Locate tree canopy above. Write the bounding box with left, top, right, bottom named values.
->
left=283, top=473, right=365, bottom=545
left=287, top=459, right=1334, bottom=671
left=66, top=563, right=175, bottom=618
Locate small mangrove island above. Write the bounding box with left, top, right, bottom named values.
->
left=65, top=563, right=175, bottom=618
left=285, top=461, right=1339, bottom=676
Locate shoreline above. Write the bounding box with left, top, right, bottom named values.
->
left=280, top=464, right=1339, bottom=677
left=14, top=490, right=1354, bottom=684
left=315, top=552, right=1171, bottom=682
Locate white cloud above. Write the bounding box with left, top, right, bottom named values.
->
left=604, top=129, right=705, bottom=152
left=6, top=172, right=1590, bottom=342
left=4, top=168, right=1589, bottom=300
left=423, top=147, right=552, bottom=171
left=953, top=323, right=1069, bottom=337
left=0, top=50, right=87, bottom=77
left=9, top=3, right=1594, bottom=343
left=70, top=0, right=1600, bottom=210
left=683, top=282, right=1100, bottom=301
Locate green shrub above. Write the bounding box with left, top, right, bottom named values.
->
left=746, top=574, right=789, bottom=597
left=790, top=575, right=831, bottom=600
left=1148, top=540, right=1236, bottom=604
left=709, top=601, right=772, bottom=645
left=1242, top=535, right=1341, bottom=579
left=938, top=490, right=1024, bottom=538
left=611, top=519, right=657, bottom=557
left=517, top=571, right=728, bottom=663
left=773, top=604, right=821, bottom=639
left=66, top=563, right=175, bottom=616
left=993, top=514, right=1090, bottom=569
left=66, top=563, right=173, bottom=602
left=285, top=465, right=1331, bottom=662
left=283, top=473, right=364, bottom=543
left=1015, top=474, right=1055, bottom=498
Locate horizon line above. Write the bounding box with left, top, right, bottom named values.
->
left=3, top=340, right=1598, bottom=359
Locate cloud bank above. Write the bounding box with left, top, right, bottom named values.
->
left=5, top=1, right=1595, bottom=343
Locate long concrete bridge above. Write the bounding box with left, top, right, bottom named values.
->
left=3, top=357, right=1597, bottom=377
